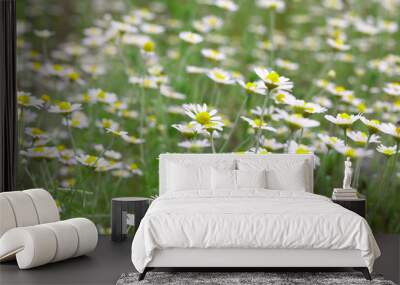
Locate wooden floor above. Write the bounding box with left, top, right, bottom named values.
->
left=0, top=234, right=399, bottom=285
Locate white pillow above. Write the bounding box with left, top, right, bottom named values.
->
left=236, top=169, right=267, bottom=189
left=212, top=168, right=236, bottom=190
left=167, top=162, right=211, bottom=191
left=237, top=159, right=308, bottom=191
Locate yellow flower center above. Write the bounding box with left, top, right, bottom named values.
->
left=266, top=71, right=280, bottom=83
left=69, top=72, right=80, bottom=81
left=143, top=40, right=155, bottom=52
left=130, top=163, right=138, bottom=170
left=335, top=86, right=345, bottom=92
left=85, top=156, right=98, bottom=165
left=214, top=71, right=226, bottom=81
left=58, top=102, right=72, bottom=111
left=344, top=148, right=356, bottom=158
left=357, top=103, right=366, bottom=112
left=71, top=120, right=80, bottom=127
left=370, top=120, right=380, bottom=125
left=41, top=94, right=50, bottom=102
left=195, top=112, right=211, bottom=125
left=254, top=119, right=264, bottom=127
left=396, top=127, right=400, bottom=136
left=296, top=147, right=310, bottom=154
left=97, top=90, right=106, bottom=99
left=53, top=64, right=64, bottom=72
left=338, top=113, right=351, bottom=120
left=245, top=82, right=256, bottom=90
left=18, top=95, right=30, bottom=105
left=275, top=93, right=286, bottom=103
left=383, top=149, right=395, bottom=156
left=329, top=137, right=338, bottom=144
left=102, top=120, right=112, bottom=128
left=32, top=128, right=43, bottom=135
left=33, top=147, right=45, bottom=153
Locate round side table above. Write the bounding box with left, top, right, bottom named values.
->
left=111, top=197, right=150, bottom=242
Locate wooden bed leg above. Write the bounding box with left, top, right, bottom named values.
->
left=354, top=267, right=371, bottom=280
left=138, top=268, right=148, bottom=281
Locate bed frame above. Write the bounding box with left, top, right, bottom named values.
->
left=139, top=154, right=372, bottom=281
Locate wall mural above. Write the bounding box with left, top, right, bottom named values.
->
left=16, top=0, right=399, bottom=233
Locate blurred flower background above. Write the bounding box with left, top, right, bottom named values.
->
left=17, top=0, right=399, bottom=233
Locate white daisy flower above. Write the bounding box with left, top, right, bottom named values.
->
left=318, top=134, right=345, bottom=149
left=76, top=154, right=106, bottom=168
left=376, top=144, right=398, bottom=157
left=254, top=68, right=293, bottom=91
left=186, top=65, right=210, bottom=74
left=127, top=162, right=143, bottom=176
left=379, top=123, right=400, bottom=141
left=383, top=82, right=400, bottom=96
left=208, top=0, right=239, bottom=12
left=140, top=23, right=165, bottom=34
left=327, top=37, right=350, bottom=51
left=89, top=89, right=118, bottom=104
left=105, top=128, right=129, bottom=137
left=17, top=92, right=44, bottom=108
left=121, top=134, right=145, bottom=144
left=48, top=102, right=81, bottom=114
left=58, top=149, right=77, bottom=165
left=256, top=0, right=286, bottom=12
left=178, top=139, right=211, bottom=149
left=179, top=31, right=203, bottom=44
left=275, top=58, right=299, bottom=71
left=347, top=131, right=380, bottom=146
left=112, top=169, right=133, bottom=178
left=62, top=111, right=89, bottom=129
left=287, top=141, right=314, bottom=155
left=129, top=76, right=159, bottom=89
left=260, top=137, right=285, bottom=151
left=275, top=110, right=320, bottom=130
left=34, top=29, right=54, bottom=38
left=20, top=146, right=58, bottom=159
left=96, top=118, right=119, bottom=131
left=160, top=85, right=186, bottom=100
left=111, top=21, right=138, bottom=34
left=104, top=150, right=122, bottom=160
left=271, top=90, right=296, bottom=104
left=207, top=68, right=235, bottom=85
left=183, top=103, right=224, bottom=131
left=201, top=48, right=226, bottom=61
left=172, top=122, right=204, bottom=138
left=237, top=80, right=267, bottom=95
left=324, top=113, right=360, bottom=128
left=25, top=128, right=48, bottom=139
left=286, top=99, right=327, bottom=114
left=241, top=116, right=277, bottom=132
left=334, top=145, right=373, bottom=159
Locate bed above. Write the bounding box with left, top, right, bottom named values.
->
left=131, top=153, right=380, bottom=280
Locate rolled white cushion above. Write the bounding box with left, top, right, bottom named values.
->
left=23, top=189, right=60, bottom=224
left=42, top=221, right=79, bottom=262
left=0, top=226, right=57, bottom=269
left=64, top=218, right=98, bottom=257
left=0, top=191, right=39, bottom=227
left=0, top=196, right=17, bottom=237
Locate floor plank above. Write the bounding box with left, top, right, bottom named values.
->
left=0, top=234, right=398, bottom=285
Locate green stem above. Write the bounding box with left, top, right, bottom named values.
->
left=210, top=134, right=216, bottom=153
left=352, top=134, right=371, bottom=189
left=219, top=94, right=249, bottom=152
left=269, top=10, right=275, bottom=68
left=255, top=90, right=271, bottom=152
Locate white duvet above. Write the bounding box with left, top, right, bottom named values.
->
left=131, top=190, right=380, bottom=273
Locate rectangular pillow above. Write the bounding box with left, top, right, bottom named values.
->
left=212, top=168, right=236, bottom=190
left=237, top=159, right=307, bottom=191
left=236, top=169, right=267, bottom=189
left=167, top=162, right=211, bottom=191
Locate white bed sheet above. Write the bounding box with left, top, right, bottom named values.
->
left=131, top=190, right=380, bottom=273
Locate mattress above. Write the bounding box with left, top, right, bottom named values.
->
left=131, top=190, right=380, bottom=273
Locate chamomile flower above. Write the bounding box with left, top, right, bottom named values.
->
left=241, top=116, right=277, bottom=132
left=96, top=119, right=119, bottom=131
left=383, top=82, right=400, bottom=96
left=183, top=103, right=224, bottom=131
left=260, top=137, right=285, bottom=151
left=178, top=139, right=211, bottom=150
left=335, top=145, right=373, bottom=159
left=210, top=0, right=239, bottom=12
left=254, top=68, right=293, bottom=91
left=246, top=147, right=269, bottom=154
left=25, top=127, right=48, bottom=139
left=201, top=48, right=226, bottom=61
left=89, top=89, right=118, bottom=104
left=275, top=110, right=320, bottom=130
left=271, top=90, right=296, bottom=104
left=324, top=113, right=360, bottom=129
left=62, top=111, right=89, bottom=129
left=104, top=150, right=122, bottom=160
left=318, top=134, right=345, bottom=149
left=179, top=31, right=203, bottom=44
left=58, top=149, right=77, bottom=165
left=275, top=58, right=299, bottom=71
left=327, top=37, right=350, bottom=51
left=376, top=144, right=398, bottom=157
left=256, top=0, right=286, bottom=12
left=76, top=154, right=107, bottom=168
left=237, top=80, right=267, bottom=95
left=172, top=122, right=203, bottom=138
left=34, top=29, right=54, bottom=38
left=288, top=141, right=314, bottom=155
left=17, top=91, right=44, bottom=108
left=48, top=101, right=81, bottom=114
left=207, top=68, right=235, bottom=85
left=127, top=162, right=143, bottom=175
left=106, top=128, right=129, bottom=137
left=121, top=134, right=145, bottom=144
left=379, top=123, right=400, bottom=141
left=112, top=169, right=133, bottom=178
left=286, top=99, right=327, bottom=114
left=140, top=23, right=165, bottom=34
left=21, top=146, right=58, bottom=159
left=160, top=85, right=186, bottom=100
left=347, top=131, right=380, bottom=146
